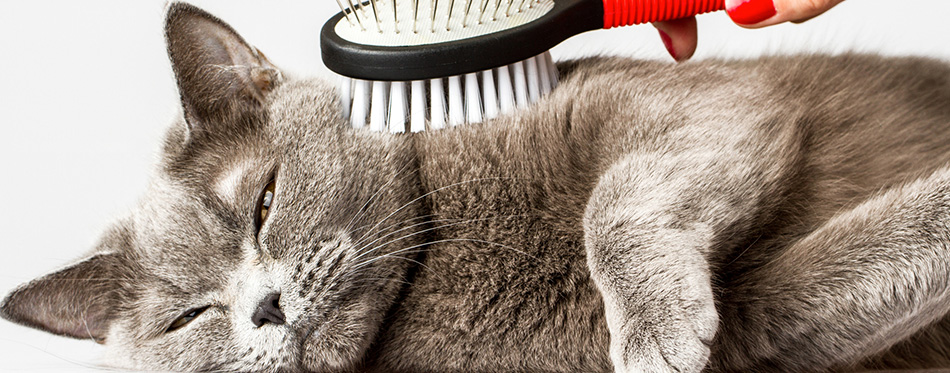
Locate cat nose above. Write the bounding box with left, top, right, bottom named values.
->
left=251, top=292, right=285, bottom=327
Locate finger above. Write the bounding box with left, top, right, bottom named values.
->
left=726, top=0, right=845, bottom=28
left=789, top=12, right=819, bottom=24
left=652, top=17, right=698, bottom=62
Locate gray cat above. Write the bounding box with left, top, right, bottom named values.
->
left=4, top=2, right=950, bottom=372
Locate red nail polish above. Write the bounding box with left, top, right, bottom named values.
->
left=657, top=29, right=678, bottom=61
left=727, top=0, right=776, bottom=25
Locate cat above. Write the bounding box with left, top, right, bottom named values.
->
left=3, top=2, right=950, bottom=372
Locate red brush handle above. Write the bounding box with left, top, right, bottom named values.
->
left=602, top=0, right=725, bottom=29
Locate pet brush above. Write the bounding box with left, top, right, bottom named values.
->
left=322, top=0, right=725, bottom=132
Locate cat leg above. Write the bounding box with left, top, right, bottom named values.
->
left=859, top=313, right=950, bottom=370
left=714, top=165, right=950, bottom=371
left=583, top=146, right=782, bottom=373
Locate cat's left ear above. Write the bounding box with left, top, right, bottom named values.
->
left=0, top=252, right=128, bottom=343
left=164, top=2, right=282, bottom=138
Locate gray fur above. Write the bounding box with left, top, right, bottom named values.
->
left=3, top=2, right=950, bottom=372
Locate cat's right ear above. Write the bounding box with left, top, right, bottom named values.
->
left=164, top=2, right=282, bottom=140
left=0, top=252, right=128, bottom=343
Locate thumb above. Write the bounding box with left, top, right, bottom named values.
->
left=726, top=0, right=845, bottom=27
left=652, top=17, right=698, bottom=62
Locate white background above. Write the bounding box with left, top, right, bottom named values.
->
left=1, top=0, right=948, bottom=371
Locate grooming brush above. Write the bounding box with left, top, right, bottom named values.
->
left=322, top=0, right=725, bottom=132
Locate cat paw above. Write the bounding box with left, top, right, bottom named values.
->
left=609, top=318, right=713, bottom=373
left=607, top=275, right=718, bottom=373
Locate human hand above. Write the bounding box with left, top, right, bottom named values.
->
left=653, top=0, right=846, bottom=61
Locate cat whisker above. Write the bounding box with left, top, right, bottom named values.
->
left=341, top=249, right=435, bottom=281
left=13, top=278, right=130, bottom=281
left=350, top=215, right=466, bottom=257
left=347, top=213, right=433, bottom=239
left=353, top=176, right=531, bottom=245
left=202, top=363, right=238, bottom=373
left=351, top=214, right=531, bottom=263
left=342, top=253, right=455, bottom=295
left=723, top=233, right=762, bottom=268
left=320, top=236, right=435, bottom=296
left=341, top=162, right=415, bottom=235
left=79, top=308, right=96, bottom=342
left=346, top=274, right=418, bottom=288
left=315, top=248, right=371, bottom=297
left=349, top=247, right=430, bottom=273
left=0, top=336, right=129, bottom=371
left=351, top=237, right=537, bottom=274
left=346, top=213, right=441, bottom=248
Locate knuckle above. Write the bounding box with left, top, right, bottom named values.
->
left=791, top=0, right=833, bottom=19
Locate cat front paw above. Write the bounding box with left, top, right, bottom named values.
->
left=609, top=316, right=713, bottom=373
left=606, top=273, right=718, bottom=373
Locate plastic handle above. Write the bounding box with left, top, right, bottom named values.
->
left=602, top=0, right=725, bottom=29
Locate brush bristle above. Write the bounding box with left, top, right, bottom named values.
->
left=339, top=51, right=558, bottom=132
left=332, top=0, right=559, bottom=131
left=333, top=0, right=554, bottom=46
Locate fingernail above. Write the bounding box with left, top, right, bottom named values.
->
left=726, top=0, right=776, bottom=25
left=657, top=29, right=679, bottom=61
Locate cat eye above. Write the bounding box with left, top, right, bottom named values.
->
left=256, top=179, right=277, bottom=230
left=166, top=306, right=210, bottom=332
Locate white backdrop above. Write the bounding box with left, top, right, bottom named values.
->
left=0, top=0, right=948, bottom=371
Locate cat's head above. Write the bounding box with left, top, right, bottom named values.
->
left=0, top=3, right=423, bottom=371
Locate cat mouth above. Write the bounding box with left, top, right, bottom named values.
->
left=296, top=326, right=342, bottom=372
left=295, top=312, right=324, bottom=344
left=294, top=304, right=373, bottom=371
left=294, top=308, right=333, bottom=351
left=292, top=322, right=323, bottom=371
left=298, top=323, right=321, bottom=346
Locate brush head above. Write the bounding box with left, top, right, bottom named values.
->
left=339, top=52, right=558, bottom=132
left=334, top=0, right=555, bottom=43
left=321, top=0, right=601, bottom=80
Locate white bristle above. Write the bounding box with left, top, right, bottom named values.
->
left=369, top=81, right=389, bottom=131
left=525, top=56, right=541, bottom=102
left=517, top=0, right=529, bottom=12
left=538, top=55, right=551, bottom=95
left=447, top=75, right=464, bottom=126
left=430, top=0, right=439, bottom=32
left=429, top=78, right=446, bottom=129
left=412, top=0, right=420, bottom=32
left=544, top=51, right=558, bottom=86
left=335, top=0, right=355, bottom=26
left=345, top=0, right=366, bottom=30
left=388, top=81, right=407, bottom=133
left=351, top=79, right=370, bottom=128
left=463, top=0, right=475, bottom=27
left=392, top=0, right=400, bottom=33
left=481, top=69, right=499, bottom=119
left=339, top=76, right=352, bottom=120
left=478, top=0, right=492, bottom=24
left=464, top=72, right=483, bottom=124
left=491, top=0, right=503, bottom=20
left=496, top=64, right=516, bottom=114
left=445, top=0, right=456, bottom=30
left=339, top=52, right=558, bottom=131
left=336, top=0, right=554, bottom=45
left=511, top=60, right=528, bottom=109
left=369, top=0, right=382, bottom=32
left=410, top=80, right=426, bottom=132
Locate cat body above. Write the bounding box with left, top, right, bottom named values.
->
left=377, top=54, right=950, bottom=372
left=3, top=3, right=950, bottom=372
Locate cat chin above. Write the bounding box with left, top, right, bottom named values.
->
left=296, top=297, right=382, bottom=371
left=298, top=323, right=373, bottom=372
left=100, top=344, right=133, bottom=370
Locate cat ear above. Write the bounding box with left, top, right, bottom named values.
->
left=164, top=3, right=281, bottom=137
left=0, top=252, right=127, bottom=343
